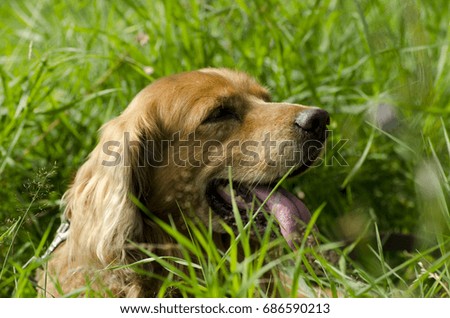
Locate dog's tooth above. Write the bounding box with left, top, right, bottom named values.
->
left=217, top=184, right=240, bottom=199
left=235, top=195, right=247, bottom=205
left=217, top=185, right=227, bottom=193
left=219, top=185, right=233, bottom=196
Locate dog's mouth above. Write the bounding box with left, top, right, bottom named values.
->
left=206, top=179, right=311, bottom=249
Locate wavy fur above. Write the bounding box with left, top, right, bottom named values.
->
left=38, top=68, right=326, bottom=297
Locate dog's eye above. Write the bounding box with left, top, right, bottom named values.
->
left=202, top=107, right=240, bottom=124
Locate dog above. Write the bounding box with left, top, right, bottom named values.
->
left=37, top=68, right=329, bottom=297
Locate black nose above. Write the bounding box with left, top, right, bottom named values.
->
left=295, top=108, right=330, bottom=137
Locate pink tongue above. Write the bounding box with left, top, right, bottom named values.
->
left=253, top=187, right=311, bottom=249
left=217, top=185, right=311, bottom=249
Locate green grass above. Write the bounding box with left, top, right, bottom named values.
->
left=1, top=0, right=449, bottom=297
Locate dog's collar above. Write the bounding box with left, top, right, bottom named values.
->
left=42, top=221, right=70, bottom=258
left=23, top=220, right=70, bottom=269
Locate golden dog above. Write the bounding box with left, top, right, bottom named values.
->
left=38, top=68, right=329, bottom=297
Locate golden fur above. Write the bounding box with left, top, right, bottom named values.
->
left=38, top=68, right=329, bottom=297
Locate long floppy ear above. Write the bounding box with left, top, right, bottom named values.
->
left=62, top=112, right=150, bottom=266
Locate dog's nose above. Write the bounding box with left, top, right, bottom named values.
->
left=295, top=108, right=330, bottom=137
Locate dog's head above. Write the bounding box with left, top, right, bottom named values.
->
left=66, top=68, right=329, bottom=259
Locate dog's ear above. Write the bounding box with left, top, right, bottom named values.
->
left=62, top=113, right=155, bottom=265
